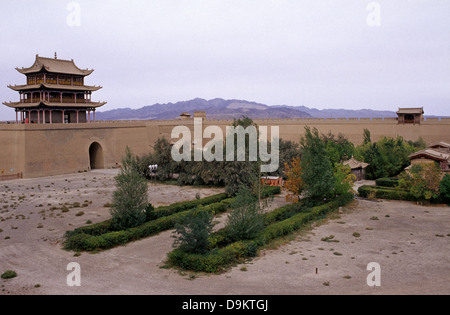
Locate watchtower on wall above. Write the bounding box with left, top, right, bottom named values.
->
left=397, top=107, right=424, bottom=125
left=3, top=54, right=106, bottom=124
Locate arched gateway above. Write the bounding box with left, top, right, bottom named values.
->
left=89, top=142, right=104, bottom=170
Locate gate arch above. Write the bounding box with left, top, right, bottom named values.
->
left=89, top=142, right=104, bottom=170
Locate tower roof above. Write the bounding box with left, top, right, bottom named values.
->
left=396, top=107, right=424, bottom=115
left=15, top=54, right=94, bottom=76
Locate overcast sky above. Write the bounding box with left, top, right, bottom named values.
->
left=0, top=0, right=449, bottom=120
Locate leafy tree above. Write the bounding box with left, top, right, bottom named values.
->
left=173, top=210, right=214, bottom=254
left=333, top=163, right=356, bottom=196
left=355, top=135, right=423, bottom=180
left=153, top=137, right=179, bottom=180
left=300, top=127, right=335, bottom=202
left=322, top=132, right=356, bottom=166
left=399, top=163, right=441, bottom=203
left=440, top=174, right=450, bottom=203
left=226, top=186, right=266, bottom=242
left=110, top=147, right=149, bottom=230
left=272, top=139, right=302, bottom=178
left=284, top=157, right=304, bottom=203
left=363, top=129, right=371, bottom=145
left=223, top=116, right=260, bottom=196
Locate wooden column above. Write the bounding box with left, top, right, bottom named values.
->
left=16, top=111, right=18, bottom=124
left=76, top=110, right=79, bottom=124
left=62, top=110, right=65, bottom=124
left=50, top=110, right=53, bottom=124
left=42, top=109, right=46, bottom=124
left=37, top=110, right=40, bottom=124
left=93, top=109, right=96, bottom=122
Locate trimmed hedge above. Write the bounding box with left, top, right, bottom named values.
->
left=147, top=193, right=229, bottom=220
left=65, top=193, right=230, bottom=239
left=64, top=198, right=234, bottom=252
left=358, top=185, right=415, bottom=201
left=63, top=186, right=282, bottom=252
left=167, top=193, right=354, bottom=273
left=375, top=177, right=399, bottom=188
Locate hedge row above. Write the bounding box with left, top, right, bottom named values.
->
left=358, top=185, right=415, bottom=201
left=147, top=193, right=229, bottom=220
left=63, top=198, right=234, bottom=252
left=167, top=193, right=354, bottom=273
left=65, top=193, right=231, bottom=238
left=375, top=177, right=399, bottom=188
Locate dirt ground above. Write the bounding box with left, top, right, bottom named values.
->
left=0, top=171, right=449, bottom=295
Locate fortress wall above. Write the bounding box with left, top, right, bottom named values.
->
left=0, top=125, right=25, bottom=177
left=0, top=117, right=449, bottom=178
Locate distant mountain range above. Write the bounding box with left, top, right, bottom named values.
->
left=96, top=98, right=399, bottom=121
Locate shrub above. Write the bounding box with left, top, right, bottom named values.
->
left=375, top=177, right=399, bottom=188
left=358, top=185, right=414, bottom=201
left=173, top=210, right=214, bottom=255
left=226, top=186, right=265, bottom=242
left=146, top=193, right=228, bottom=220
left=1, top=270, right=17, bottom=279
left=440, top=174, right=450, bottom=203
left=110, top=147, right=149, bottom=230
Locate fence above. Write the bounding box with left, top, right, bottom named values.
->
left=0, top=172, right=23, bottom=181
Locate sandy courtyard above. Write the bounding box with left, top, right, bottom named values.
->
left=0, top=171, right=449, bottom=295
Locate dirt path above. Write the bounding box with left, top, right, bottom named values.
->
left=1, top=171, right=449, bottom=295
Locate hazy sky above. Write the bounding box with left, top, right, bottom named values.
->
left=1, top=0, right=449, bottom=120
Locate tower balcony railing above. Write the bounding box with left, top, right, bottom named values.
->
left=20, top=98, right=91, bottom=104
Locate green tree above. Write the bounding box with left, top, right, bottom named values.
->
left=173, top=210, right=214, bottom=254
left=300, top=127, right=335, bottom=202
left=363, top=129, right=371, bottom=145
left=272, top=139, right=302, bottom=178
left=399, top=163, right=441, bottom=203
left=110, top=147, right=149, bottom=230
left=440, top=174, right=450, bottom=203
left=356, top=135, right=420, bottom=180
left=322, top=132, right=356, bottom=165
left=226, top=186, right=266, bottom=242
left=223, top=116, right=260, bottom=196
left=153, top=137, right=178, bottom=180
left=333, top=163, right=356, bottom=196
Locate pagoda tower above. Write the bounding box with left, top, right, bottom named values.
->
left=3, top=54, right=106, bottom=124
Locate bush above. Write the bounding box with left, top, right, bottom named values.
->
left=110, top=147, right=149, bottom=230
left=375, top=177, right=399, bottom=188
left=1, top=270, right=17, bottom=280
left=440, top=174, right=450, bottom=203
left=173, top=210, right=214, bottom=255
left=358, top=185, right=414, bottom=201
left=226, top=186, right=265, bottom=242
left=147, top=193, right=228, bottom=220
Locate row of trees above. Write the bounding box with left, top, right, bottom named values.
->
left=283, top=127, right=356, bottom=204
left=135, top=117, right=302, bottom=196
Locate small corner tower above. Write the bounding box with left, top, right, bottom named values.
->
left=3, top=54, right=106, bottom=124
left=396, top=107, right=424, bottom=125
